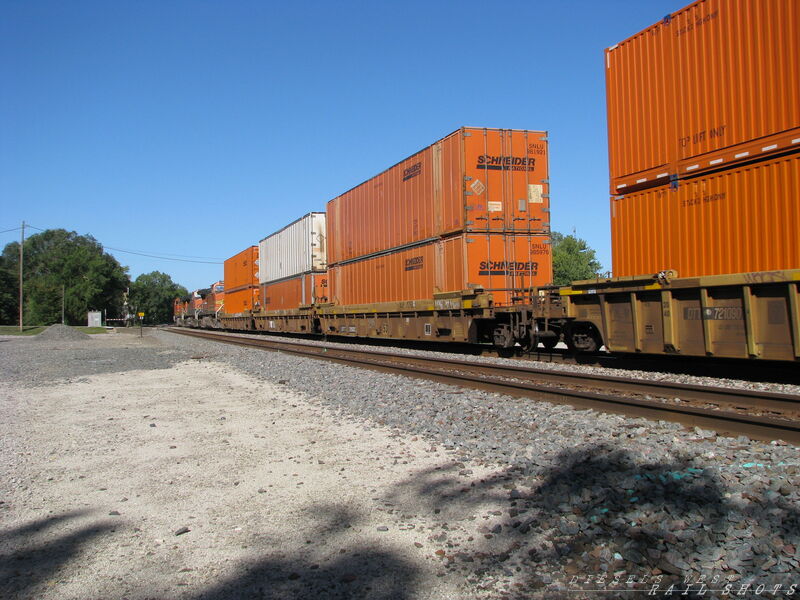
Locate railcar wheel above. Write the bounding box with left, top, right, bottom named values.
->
left=565, top=323, right=602, bottom=353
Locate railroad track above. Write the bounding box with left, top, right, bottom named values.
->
left=167, top=328, right=800, bottom=444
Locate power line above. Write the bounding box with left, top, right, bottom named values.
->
left=11, top=223, right=224, bottom=263
left=103, top=246, right=223, bottom=264
left=0, top=227, right=22, bottom=234
left=107, top=248, right=225, bottom=260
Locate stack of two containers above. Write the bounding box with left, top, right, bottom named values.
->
left=220, top=214, right=326, bottom=330
left=326, top=127, right=553, bottom=309
left=258, top=212, right=328, bottom=312
left=607, top=0, right=800, bottom=278
left=222, top=246, right=259, bottom=327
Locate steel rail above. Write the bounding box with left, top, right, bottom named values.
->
left=167, top=328, right=800, bottom=444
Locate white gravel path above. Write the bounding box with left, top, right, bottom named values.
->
left=0, top=332, right=511, bottom=599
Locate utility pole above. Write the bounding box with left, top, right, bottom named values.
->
left=18, top=221, right=24, bottom=332
left=62, top=284, right=66, bottom=325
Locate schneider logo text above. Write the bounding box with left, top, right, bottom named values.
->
left=479, top=260, right=538, bottom=275
left=476, top=155, right=536, bottom=171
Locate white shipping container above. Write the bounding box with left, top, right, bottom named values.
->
left=258, top=212, right=327, bottom=284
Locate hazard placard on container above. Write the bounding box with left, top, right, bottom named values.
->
left=470, top=179, right=486, bottom=196
left=528, top=184, right=543, bottom=203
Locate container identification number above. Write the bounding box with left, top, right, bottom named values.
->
left=681, top=192, right=725, bottom=208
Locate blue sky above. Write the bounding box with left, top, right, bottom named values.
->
left=2, top=0, right=682, bottom=291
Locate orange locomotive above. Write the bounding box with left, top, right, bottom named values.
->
left=173, top=281, right=225, bottom=328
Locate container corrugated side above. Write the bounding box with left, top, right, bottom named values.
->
left=327, top=127, right=549, bottom=265
left=606, top=0, right=800, bottom=193
left=258, top=213, right=327, bottom=284
left=261, top=272, right=328, bottom=311
left=222, top=286, right=260, bottom=315
left=330, top=232, right=552, bottom=307
left=224, top=246, right=259, bottom=292
left=610, top=152, right=800, bottom=277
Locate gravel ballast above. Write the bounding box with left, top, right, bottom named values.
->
left=36, top=324, right=91, bottom=342
left=1, top=328, right=798, bottom=599
left=198, top=330, right=800, bottom=396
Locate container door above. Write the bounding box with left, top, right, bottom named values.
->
left=463, top=129, right=549, bottom=234
left=459, top=233, right=552, bottom=306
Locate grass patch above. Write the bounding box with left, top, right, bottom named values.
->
left=0, top=325, right=110, bottom=335
left=75, top=327, right=109, bottom=334
left=0, top=326, right=46, bottom=336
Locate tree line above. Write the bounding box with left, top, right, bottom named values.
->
left=0, top=229, right=187, bottom=326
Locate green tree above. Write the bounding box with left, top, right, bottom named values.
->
left=0, top=246, right=19, bottom=325
left=0, top=230, right=129, bottom=325
left=551, top=231, right=602, bottom=286
left=128, top=271, right=188, bottom=325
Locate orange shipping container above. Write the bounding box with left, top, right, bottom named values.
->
left=330, top=233, right=552, bottom=307
left=606, top=0, right=800, bottom=193
left=261, top=273, right=328, bottom=311
left=611, top=152, right=800, bottom=277
left=327, top=127, right=549, bottom=265
left=223, top=286, right=260, bottom=315
left=224, top=246, right=259, bottom=292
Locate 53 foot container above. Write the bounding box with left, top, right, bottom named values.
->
left=223, top=246, right=260, bottom=315
left=611, top=152, right=800, bottom=278
left=224, top=246, right=259, bottom=292
left=261, top=273, right=328, bottom=311
left=327, top=127, right=550, bottom=265
left=606, top=0, right=800, bottom=193
left=223, top=287, right=260, bottom=315
left=329, top=232, right=552, bottom=308
left=258, top=213, right=327, bottom=284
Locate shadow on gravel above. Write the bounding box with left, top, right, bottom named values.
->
left=193, top=549, right=418, bottom=600
left=384, top=445, right=800, bottom=598
left=192, top=504, right=419, bottom=600
left=181, top=445, right=799, bottom=600
left=0, top=509, right=113, bottom=598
